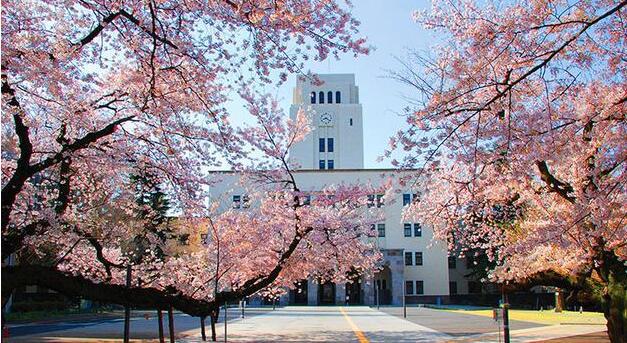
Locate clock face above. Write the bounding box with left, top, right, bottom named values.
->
left=320, top=113, right=333, bottom=126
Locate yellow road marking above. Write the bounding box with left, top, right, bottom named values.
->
left=339, top=307, right=369, bottom=343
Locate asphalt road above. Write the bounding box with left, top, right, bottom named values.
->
left=8, top=307, right=272, bottom=340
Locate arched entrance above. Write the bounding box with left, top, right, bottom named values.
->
left=318, top=281, right=336, bottom=305
left=289, top=279, right=308, bottom=305
left=375, top=265, right=392, bottom=305
left=345, top=269, right=363, bottom=305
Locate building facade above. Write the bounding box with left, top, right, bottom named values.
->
left=210, top=74, right=476, bottom=306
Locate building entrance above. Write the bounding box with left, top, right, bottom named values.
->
left=318, top=281, right=336, bottom=304
left=290, top=279, right=308, bottom=305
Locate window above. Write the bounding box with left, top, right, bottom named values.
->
left=310, top=91, right=316, bottom=104
left=319, top=91, right=325, bottom=104
left=349, top=118, right=353, bottom=126
left=402, top=193, right=411, bottom=206
left=377, top=223, right=385, bottom=237
left=302, top=195, right=311, bottom=206
left=405, top=281, right=414, bottom=295
left=232, top=195, right=241, bottom=209
left=415, top=252, right=423, bottom=266
left=367, top=194, right=375, bottom=208
left=466, top=256, right=475, bottom=269
left=403, top=193, right=419, bottom=206
left=200, top=233, right=208, bottom=242
left=449, top=281, right=458, bottom=295
left=415, top=281, right=424, bottom=295
left=327, top=160, right=334, bottom=170
left=327, top=138, right=334, bottom=152
left=319, top=138, right=325, bottom=152
left=414, top=223, right=422, bottom=237
left=327, top=91, right=333, bottom=104
left=404, top=223, right=412, bottom=237
left=468, top=281, right=482, bottom=294
left=404, top=251, right=413, bottom=265
left=335, top=91, right=341, bottom=103
left=242, top=194, right=250, bottom=208
left=319, top=160, right=326, bottom=170
left=448, top=256, right=457, bottom=269
left=376, top=279, right=387, bottom=290
left=376, top=194, right=384, bottom=208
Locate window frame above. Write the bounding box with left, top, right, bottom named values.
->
left=319, top=160, right=326, bottom=170
left=405, top=281, right=414, bottom=295
left=404, top=223, right=412, bottom=237
left=318, top=91, right=325, bottom=104
left=232, top=195, right=241, bottom=209
left=404, top=251, right=413, bottom=266
left=415, top=281, right=424, bottom=295
left=310, top=91, right=316, bottom=104
left=327, top=160, right=334, bottom=170
left=335, top=91, right=341, bottom=104
left=327, top=138, right=334, bottom=152
left=415, top=252, right=423, bottom=266
left=327, top=91, right=333, bottom=104
left=319, top=138, right=325, bottom=152
left=377, top=223, right=385, bottom=237
left=414, top=223, right=422, bottom=237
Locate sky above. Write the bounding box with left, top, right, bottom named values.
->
left=227, top=1, right=434, bottom=168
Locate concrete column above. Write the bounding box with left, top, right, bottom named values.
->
left=335, top=283, right=346, bottom=305
left=362, top=277, right=375, bottom=306
left=307, top=278, right=318, bottom=305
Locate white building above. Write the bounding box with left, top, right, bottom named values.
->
left=210, top=74, right=475, bottom=305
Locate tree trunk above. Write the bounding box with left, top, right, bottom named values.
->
left=210, top=308, right=219, bottom=342
left=601, top=268, right=626, bottom=343
left=554, top=289, right=564, bottom=312
left=167, top=305, right=175, bottom=343
left=200, top=316, right=206, bottom=341
left=157, top=309, right=165, bottom=343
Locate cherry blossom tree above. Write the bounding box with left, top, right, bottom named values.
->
left=389, top=1, right=626, bottom=341
left=2, top=0, right=378, bottom=337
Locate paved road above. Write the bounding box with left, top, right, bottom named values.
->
left=7, top=307, right=270, bottom=341
left=379, top=306, right=544, bottom=337
left=8, top=306, right=608, bottom=342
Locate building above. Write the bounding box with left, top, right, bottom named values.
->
left=210, top=74, right=475, bottom=306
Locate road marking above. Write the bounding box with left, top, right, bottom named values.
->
left=339, top=307, right=369, bottom=343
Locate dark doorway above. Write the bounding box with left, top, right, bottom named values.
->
left=375, top=266, right=392, bottom=305
left=345, top=280, right=362, bottom=305
left=290, top=280, right=308, bottom=305
left=318, top=281, right=336, bottom=305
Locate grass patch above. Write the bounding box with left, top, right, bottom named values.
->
left=5, top=309, right=110, bottom=323
left=443, top=308, right=606, bottom=325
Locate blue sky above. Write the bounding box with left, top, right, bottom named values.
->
left=227, top=1, right=433, bottom=168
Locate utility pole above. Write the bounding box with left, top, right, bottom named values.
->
left=224, top=302, right=228, bottom=343
left=123, top=265, right=132, bottom=343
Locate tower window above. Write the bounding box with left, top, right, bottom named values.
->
left=319, top=138, right=325, bottom=152
left=327, top=160, right=334, bottom=169
left=336, top=91, right=341, bottom=104
left=319, top=91, right=324, bottom=104
left=319, top=160, right=326, bottom=170
left=349, top=118, right=353, bottom=126
left=310, top=92, right=316, bottom=104
left=327, top=91, right=333, bottom=104
left=327, top=138, right=334, bottom=152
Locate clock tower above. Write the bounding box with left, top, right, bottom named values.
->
left=289, top=74, right=364, bottom=170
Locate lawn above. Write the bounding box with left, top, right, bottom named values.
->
left=444, top=308, right=607, bottom=325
